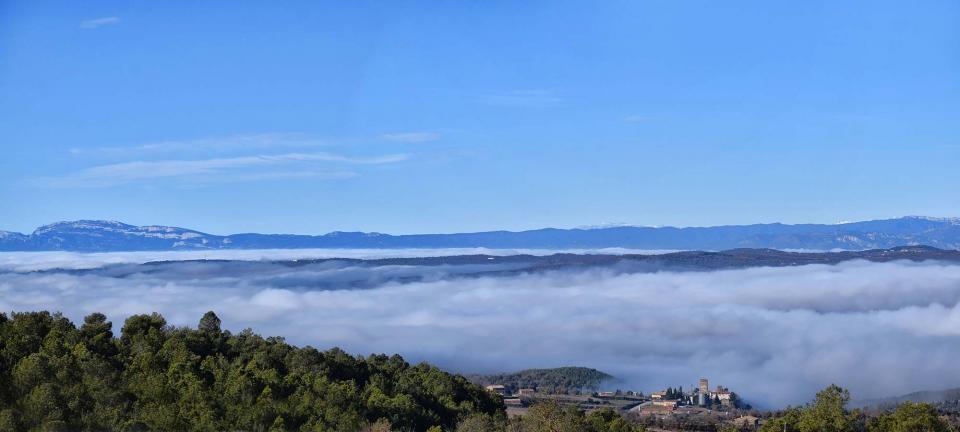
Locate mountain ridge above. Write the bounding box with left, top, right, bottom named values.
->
left=854, top=387, right=960, bottom=408
left=3, top=216, right=960, bottom=252
left=29, top=246, right=958, bottom=282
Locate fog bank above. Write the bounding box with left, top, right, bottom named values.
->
left=1, top=251, right=959, bottom=407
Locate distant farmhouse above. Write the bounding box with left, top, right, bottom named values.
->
left=485, top=385, right=508, bottom=396
left=635, top=400, right=677, bottom=415
left=730, top=415, right=760, bottom=428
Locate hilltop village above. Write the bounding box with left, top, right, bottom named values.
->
left=634, top=378, right=744, bottom=415
left=485, top=377, right=750, bottom=421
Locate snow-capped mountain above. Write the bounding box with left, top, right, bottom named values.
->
left=22, top=220, right=227, bottom=251
left=1, top=216, right=960, bottom=252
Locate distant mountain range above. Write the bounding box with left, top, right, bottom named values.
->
left=2, top=216, right=960, bottom=252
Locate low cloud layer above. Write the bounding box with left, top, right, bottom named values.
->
left=0, top=248, right=674, bottom=272
left=2, top=252, right=959, bottom=407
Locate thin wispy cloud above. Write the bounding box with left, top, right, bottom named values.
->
left=36, top=152, right=407, bottom=187
left=379, top=132, right=441, bottom=143
left=177, top=170, right=360, bottom=186
left=70, top=133, right=330, bottom=155
left=479, top=90, right=563, bottom=108
left=80, top=17, right=120, bottom=29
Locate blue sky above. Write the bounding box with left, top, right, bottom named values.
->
left=1, top=1, right=958, bottom=235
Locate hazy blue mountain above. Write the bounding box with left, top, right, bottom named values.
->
left=1, top=216, right=960, bottom=252
left=854, top=387, right=960, bottom=408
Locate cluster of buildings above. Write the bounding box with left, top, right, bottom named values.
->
left=482, top=377, right=742, bottom=417
left=634, top=378, right=739, bottom=416
left=485, top=385, right=535, bottom=407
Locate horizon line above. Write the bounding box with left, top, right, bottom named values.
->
left=2, top=214, right=958, bottom=238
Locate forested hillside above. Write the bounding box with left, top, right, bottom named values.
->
left=758, top=385, right=954, bottom=432
left=0, top=311, right=504, bottom=431
left=470, top=367, right=614, bottom=394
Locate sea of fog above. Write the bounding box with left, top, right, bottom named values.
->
left=2, top=249, right=960, bottom=408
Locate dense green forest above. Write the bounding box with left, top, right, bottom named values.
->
left=0, top=311, right=641, bottom=432
left=0, top=310, right=505, bottom=431
left=469, top=367, right=614, bottom=394
left=1, top=310, right=951, bottom=432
